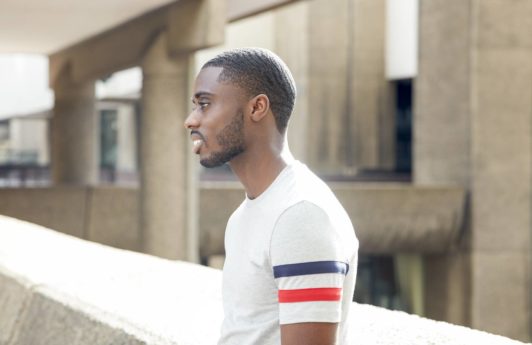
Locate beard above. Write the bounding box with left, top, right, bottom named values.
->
left=200, top=110, right=245, bottom=168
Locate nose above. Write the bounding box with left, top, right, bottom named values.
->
left=184, top=110, right=200, bottom=129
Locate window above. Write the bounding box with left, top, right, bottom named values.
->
left=100, top=109, right=118, bottom=169
left=394, top=79, right=412, bottom=172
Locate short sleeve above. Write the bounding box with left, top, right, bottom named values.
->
left=270, top=201, right=349, bottom=325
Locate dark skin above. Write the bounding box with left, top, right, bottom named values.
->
left=184, top=66, right=338, bottom=345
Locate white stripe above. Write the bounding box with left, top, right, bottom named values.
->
left=276, top=273, right=345, bottom=290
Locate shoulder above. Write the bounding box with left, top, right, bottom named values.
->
left=278, top=200, right=330, bottom=227
left=270, top=201, right=347, bottom=266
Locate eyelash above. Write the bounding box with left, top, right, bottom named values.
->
left=192, top=101, right=209, bottom=111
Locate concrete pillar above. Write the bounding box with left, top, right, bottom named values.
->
left=51, top=67, right=97, bottom=185
left=274, top=2, right=309, bottom=162
left=140, top=32, right=196, bottom=261
left=415, top=0, right=473, bottom=328
left=415, top=0, right=472, bottom=187
left=470, top=0, right=532, bottom=341
left=417, top=0, right=532, bottom=341
left=275, top=0, right=390, bottom=176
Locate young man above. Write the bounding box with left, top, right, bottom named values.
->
left=184, top=48, right=358, bottom=345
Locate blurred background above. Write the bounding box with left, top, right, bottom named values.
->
left=0, top=0, right=530, bottom=342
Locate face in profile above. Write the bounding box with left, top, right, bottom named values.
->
left=185, top=66, right=247, bottom=168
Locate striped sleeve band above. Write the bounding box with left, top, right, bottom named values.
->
left=273, top=261, right=348, bottom=304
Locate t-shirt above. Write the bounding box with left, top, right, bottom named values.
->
left=218, top=160, right=358, bottom=345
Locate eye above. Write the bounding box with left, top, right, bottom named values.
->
left=198, top=101, right=210, bottom=109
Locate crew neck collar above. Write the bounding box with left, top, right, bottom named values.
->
left=244, top=160, right=297, bottom=206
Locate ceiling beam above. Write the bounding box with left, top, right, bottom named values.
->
left=49, top=0, right=302, bottom=86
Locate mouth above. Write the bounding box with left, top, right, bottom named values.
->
left=192, top=139, right=203, bottom=154
left=190, top=130, right=205, bottom=154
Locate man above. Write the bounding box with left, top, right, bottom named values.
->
left=184, top=48, right=358, bottom=345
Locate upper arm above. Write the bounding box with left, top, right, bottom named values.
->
left=270, top=201, right=349, bottom=342
left=281, top=322, right=338, bottom=345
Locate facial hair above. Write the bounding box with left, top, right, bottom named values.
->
left=200, top=110, right=245, bottom=168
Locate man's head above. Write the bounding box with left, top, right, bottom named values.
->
left=202, top=47, right=296, bottom=134
left=185, top=48, right=296, bottom=168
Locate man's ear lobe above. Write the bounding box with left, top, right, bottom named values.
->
left=249, top=94, right=270, bottom=122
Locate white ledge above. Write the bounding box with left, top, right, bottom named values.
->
left=0, top=215, right=524, bottom=345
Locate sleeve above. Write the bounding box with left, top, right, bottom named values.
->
left=269, top=200, right=349, bottom=325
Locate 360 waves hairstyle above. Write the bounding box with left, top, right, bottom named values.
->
left=202, top=47, right=297, bottom=133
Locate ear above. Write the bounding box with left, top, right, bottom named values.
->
left=248, top=94, right=270, bottom=123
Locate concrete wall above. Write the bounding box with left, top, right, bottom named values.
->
left=416, top=0, right=532, bottom=340
left=0, top=215, right=525, bottom=345
left=0, top=184, right=465, bottom=258
left=0, top=187, right=140, bottom=251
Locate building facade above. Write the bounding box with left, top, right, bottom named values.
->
left=0, top=0, right=529, bottom=341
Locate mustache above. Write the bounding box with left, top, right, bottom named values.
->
left=190, top=130, right=206, bottom=142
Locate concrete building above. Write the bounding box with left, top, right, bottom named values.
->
left=0, top=0, right=529, bottom=342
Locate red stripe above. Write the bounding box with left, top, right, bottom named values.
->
left=278, top=288, right=342, bottom=303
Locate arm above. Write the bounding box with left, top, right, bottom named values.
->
left=281, top=322, right=338, bottom=345
left=271, top=202, right=348, bottom=345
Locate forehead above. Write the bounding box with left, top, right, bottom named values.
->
left=193, top=66, right=244, bottom=100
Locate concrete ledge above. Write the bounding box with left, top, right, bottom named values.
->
left=0, top=184, right=466, bottom=256
left=0, top=216, right=525, bottom=345
left=199, top=182, right=467, bottom=255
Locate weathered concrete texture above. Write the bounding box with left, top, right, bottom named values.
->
left=351, top=303, right=525, bottom=345
left=0, top=216, right=526, bottom=345
left=51, top=66, right=97, bottom=185
left=423, top=251, right=470, bottom=326
left=350, top=0, right=390, bottom=169
left=281, top=0, right=390, bottom=175
left=198, top=182, right=244, bottom=257
left=415, top=0, right=472, bottom=186
left=470, top=0, right=532, bottom=341
left=471, top=252, right=531, bottom=341
left=140, top=31, right=191, bottom=260
left=48, top=0, right=300, bottom=85
left=168, top=0, right=226, bottom=54
left=199, top=182, right=466, bottom=255
left=0, top=187, right=87, bottom=239
left=9, top=287, right=150, bottom=345
left=274, top=1, right=310, bottom=162
left=0, top=270, right=32, bottom=345
left=334, top=184, right=466, bottom=254
left=472, top=48, right=532, bottom=252
left=0, top=183, right=465, bottom=258
left=0, top=187, right=139, bottom=251
left=87, top=187, right=140, bottom=251
left=307, top=0, right=351, bottom=174
left=0, top=216, right=223, bottom=345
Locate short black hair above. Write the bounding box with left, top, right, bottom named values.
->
left=202, top=47, right=296, bottom=133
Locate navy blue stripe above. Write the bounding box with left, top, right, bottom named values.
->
left=273, top=261, right=349, bottom=279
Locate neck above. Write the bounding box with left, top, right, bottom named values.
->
left=230, top=140, right=292, bottom=200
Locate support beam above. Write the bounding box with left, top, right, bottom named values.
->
left=49, top=0, right=301, bottom=86
left=139, top=31, right=193, bottom=260
left=51, top=66, right=97, bottom=185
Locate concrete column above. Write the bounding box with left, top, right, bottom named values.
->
left=276, top=0, right=390, bottom=176
left=417, top=0, right=532, bottom=341
left=274, top=2, right=309, bottom=162
left=140, top=32, right=196, bottom=261
left=51, top=67, right=97, bottom=185
left=415, top=0, right=473, bottom=328
left=470, top=0, right=532, bottom=341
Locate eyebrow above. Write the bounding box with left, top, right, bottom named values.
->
left=192, top=91, right=213, bottom=100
